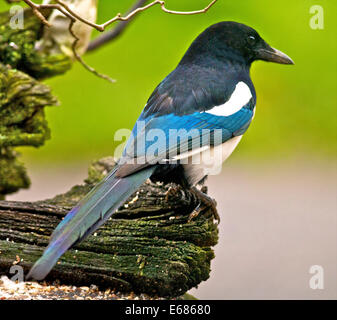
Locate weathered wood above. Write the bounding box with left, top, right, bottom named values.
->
left=0, top=158, right=218, bottom=297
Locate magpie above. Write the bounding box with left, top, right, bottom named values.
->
left=28, top=21, right=293, bottom=280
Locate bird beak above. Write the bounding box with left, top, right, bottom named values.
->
left=257, top=47, right=294, bottom=65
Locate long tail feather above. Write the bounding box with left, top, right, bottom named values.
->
left=27, top=166, right=155, bottom=280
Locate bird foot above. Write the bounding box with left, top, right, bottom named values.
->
left=165, top=184, right=183, bottom=202
left=200, top=185, right=208, bottom=194
left=188, top=187, right=220, bottom=224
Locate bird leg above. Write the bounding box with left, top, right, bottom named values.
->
left=188, top=186, right=220, bottom=224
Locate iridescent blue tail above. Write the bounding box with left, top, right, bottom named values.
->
left=27, top=166, right=155, bottom=280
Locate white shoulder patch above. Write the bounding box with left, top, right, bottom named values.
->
left=205, top=81, right=252, bottom=117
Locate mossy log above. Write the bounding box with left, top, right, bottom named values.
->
left=0, top=62, right=58, bottom=197
left=0, top=7, right=72, bottom=197
left=0, top=158, right=218, bottom=297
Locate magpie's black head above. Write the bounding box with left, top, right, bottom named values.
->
left=181, top=21, right=294, bottom=66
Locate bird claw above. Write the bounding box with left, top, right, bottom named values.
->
left=165, top=185, right=182, bottom=201
left=188, top=187, right=220, bottom=224
left=200, top=185, right=208, bottom=194
left=187, top=203, right=203, bottom=222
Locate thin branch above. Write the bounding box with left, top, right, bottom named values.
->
left=21, top=0, right=218, bottom=82
left=87, top=0, right=148, bottom=52
left=23, top=0, right=218, bottom=33
left=99, top=0, right=218, bottom=30
left=68, top=20, right=116, bottom=83
left=23, top=0, right=115, bottom=82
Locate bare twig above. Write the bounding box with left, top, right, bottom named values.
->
left=23, top=0, right=218, bottom=34
left=21, top=0, right=218, bottom=81
left=87, top=0, right=148, bottom=52
left=68, top=19, right=116, bottom=83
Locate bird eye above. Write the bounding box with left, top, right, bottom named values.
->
left=247, top=35, right=256, bottom=45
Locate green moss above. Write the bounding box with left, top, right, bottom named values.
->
left=0, top=7, right=73, bottom=197
left=0, top=63, right=57, bottom=197
left=0, top=148, right=30, bottom=195
left=0, top=9, right=72, bottom=79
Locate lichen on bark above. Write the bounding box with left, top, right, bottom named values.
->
left=0, top=63, right=58, bottom=197
left=0, top=7, right=73, bottom=198
left=0, top=8, right=72, bottom=79
left=0, top=148, right=29, bottom=199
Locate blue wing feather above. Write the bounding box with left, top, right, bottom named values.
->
left=122, top=103, right=254, bottom=164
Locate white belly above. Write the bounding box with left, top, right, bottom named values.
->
left=183, top=135, right=243, bottom=185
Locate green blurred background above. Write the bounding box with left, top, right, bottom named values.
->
left=1, top=0, right=336, bottom=165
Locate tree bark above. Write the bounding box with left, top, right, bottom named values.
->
left=0, top=158, right=218, bottom=298
left=0, top=7, right=72, bottom=197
